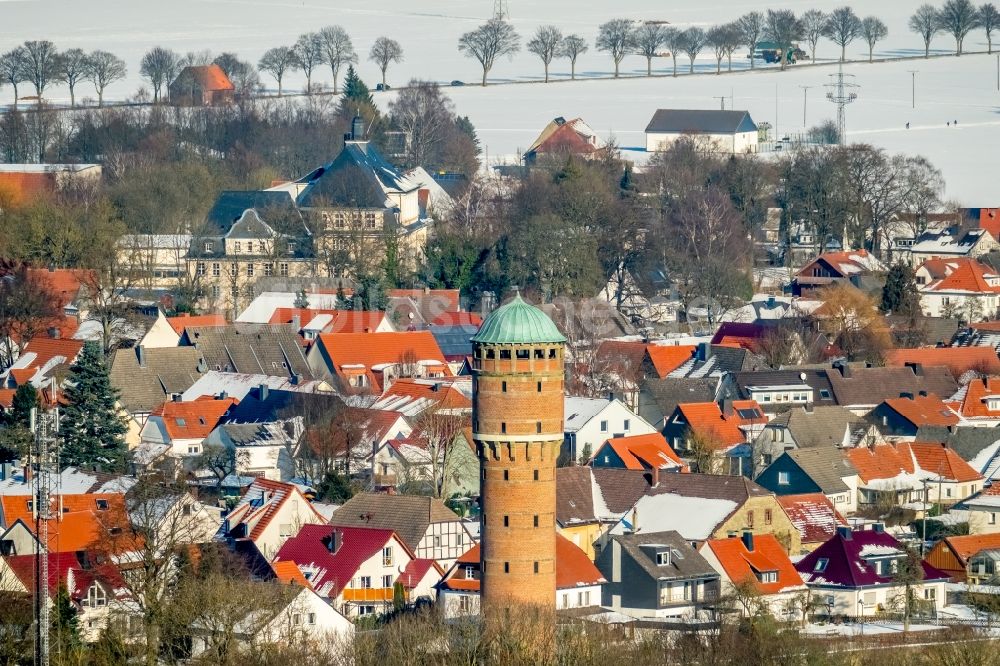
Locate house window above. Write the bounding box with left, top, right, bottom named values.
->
left=814, top=558, right=829, bottom=572
left=234, top=241, right=242, bottom=253
left=759, top=571, right=778, bottom=584
left=229, top=263, right=238, bottom=277
left=292, top=613, right=302, bottom=626
left=819, top=390, right=831, bottom=400
left=990, top=513, right=997, bottom=525
left=246, top=263, right=254, bottom=277
left=924, top=587, right=936, bottom=600
left=624, top=419, right=631, bottom=431
left=96, top=499, right=109, bottom=511
left=212, top=263, right=221, bottom=277
left=279, top=524, right=292, bottom=538
left=280, top=262, right=289, bottom=277
left=204, top=241, right=214, bottom=252
left=600, top=420, right=608, bottom=433
left=264, top=263, right=273, bottom=276
left=211, top=285, right=220, bottom=299
left=465, top=566, right=475, bottom=579
left=187, top=444, right=201, bottom=455
left=778, top=471, right=790, bottom=485
left=656, top=551, right=671, bottom=566
left=382, top=575, right=392, bottom=588
left=307, top=613, right=316, bottom=625
left=765, top=509, right=772, bottom=526
left=561, top=593, right=569, bottom=608
left=383, top=546, right=393, bottom=566
left=357, top=605, right=376, bottom=616
left=946, top=487, right=952, bottom=498
left=196, top=262, right=206, bottom=276
left=359, top=576, right=372, bottom=589
left=746, top=511, right=754, bottom=528
left=288, top=241, right=297, bottom=253
left=499, top=349, right=511, bottom=359
left=87, top=584, right=106, bottom=608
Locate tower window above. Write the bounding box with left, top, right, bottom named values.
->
left=486, top=349, right=495, bottom=359
left=534, top=470, right=539, bottom=481
left=502, top=381, right=507, bottom=392
left=534, top=562, right=539, bottom=574
left=534, top=348, right=544, bottom=359
left=549, top=349, right=557, bottom=358
left=536, top=422, right=542, bottom=433
left=533, top=515, right=539, bottom=527
left=503, top=515, right=509, bottom=527
left=516, top=349, right=529, bottom=359
left=501, top=423, right=506, bottom=434
left=481, top=468, right=486, bottom=480
left=503, top=470, right=509, bottom=481
left=537, top=381, right=542, bottom=392
left=499, top=350, right=511, bottom=359
left=504, top=562, right=509, bottom=573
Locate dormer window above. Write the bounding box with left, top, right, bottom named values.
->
left=234, top=241, right=242, bottom=253
left=96, top=499, right=109, bottom=511
left=465, top=566, right=475, bottom=579
left=757, top=571, right=778, bottom=584
left=85, top=583, right=106, bottom=607
left=204, top=241, right=214, bottom=252
left=287, top=241, right=297, bottom=253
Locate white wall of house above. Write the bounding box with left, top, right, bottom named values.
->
left=967, top=503, right=1000, bottom=534
left=645, top=131, right=758, bottom=154
left=257, top=588, right=354, bottom=647
left=810, top=581, right=946, bottom=618
left=556, top=584, right=603, bottom=610
left=919, top=291, right=999, bottom=320
left=567, top=401, right=655, bottom=462
left=331, top=535, right=414, bottom=618
left=414, top=521, right=475, bottom=567
left=252, top=494, right=325, bottom=560
left=138, top=314, right=182, bottom=348
left=439, top=589, right=480, bottom=619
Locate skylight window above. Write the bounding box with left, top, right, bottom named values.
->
left=814, top=558, right=829, bottom=573
left=175, top=418, right=186, bottom=427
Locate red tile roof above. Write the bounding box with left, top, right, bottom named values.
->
left=705, top=534, right=805, bottom=595
left=274, top=524, right=411, bottom=598
left=596, top=433, right=687, bottom=471
left=165, top=313, right=227, bottom=335
left=183, top=64, right=234, bottom=91
left=6, top=553, right=127, bottom=601
left=797, top=250, right=882, bottom=280
left=920, top=258, right=1000, bottom=293
left=377, top=377, right=471, bottom=412
left=710, top=323, right=770, bottom=352
left=675, top=400, right=767, bottom=449
left=227, top=478, right=325, bottom=543
left=26, top=268, right=90, bottom=307
left=955, top=377, right=1000, bottom=418
left=1, top=493, right=129, bottom=553
left=881, top=394, right=960, bottom=427
left=389, top=289, right=460, bottom=312
left=399, top=558, right=444, bottom=589
left=885, top=348, right=1000, bottom=377
left=940, top=533, right=1000, bottom=565
left=269, top=307, right=387, bottom=333
left=431, top=312, right=482, bottom=327
left=776, top=494, right=848, bottom=546
left=271, top=559, right=311, bottom=588
left=0, top=388, right=15, bottom=409
left=12, top=336, right=85, bottom=380
left=150, top=397, right=237, bottom=440
left=846, top=442, right=982, bottom=484
left=315, top=331, right=450, bottom=392
left=645, top=345, right=697, bottom=377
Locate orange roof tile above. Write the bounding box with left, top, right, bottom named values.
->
left=885, top=348, right=1000, bottom=377
left=845, top=444, right=915, bottom=482
left=705, top=534, right=804, bottom=595
left=0, top=388, right=15, bottom=409
left=675, top=400, right=766, bottom=449
left=16, top=336, right=85, bottom=375
left=431, top=312, right=482, bottom=327
left=846, top=442, right=982, bottom=484
left=645, top=345, right=697, bottom=377
left=150, top=397, right=237, bottom=440
left=1, top=493, right=131, bottom=553
left=26, top=268, right=91, bottom=307
left=921, top=258, right=1000, bottom=293
left=555, top=534, right=605, bottom=588
left=315, top=331, right=450, bottom=392
left=165, top=313, right=227, bottom=335
left=941, top=533, right=1000, bottom=564
left=776, top=493, right=848, bottom=545
left=389, top=289, right=460, bottom=312
left=881, top=394, right=960, bottom=427
left=908, top=441, right=983, bottom=483
left=269, top=307, right=385, bottom=333
left=271, top=559, right=311, bottom=588
left=379, top=378, right=471, bottom=411
left=182, top=64, right=234, bottom=91
left=970, top=321, right=1000, bottom=332
left=599, top=433, right=687, bottom=471
left=956, top=377, right=1000, bottom=418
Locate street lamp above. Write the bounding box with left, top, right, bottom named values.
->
left=857, top=598, right=864, bottom=636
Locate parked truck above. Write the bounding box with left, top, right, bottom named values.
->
left=753, top=42, right=808, bottom=64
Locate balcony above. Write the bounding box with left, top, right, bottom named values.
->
left=342, top=587, right=396, bottom=603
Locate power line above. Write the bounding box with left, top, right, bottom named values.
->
left=492, top=0, right=509, bottom=20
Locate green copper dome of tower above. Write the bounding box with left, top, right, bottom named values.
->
left=471, top=294, right=566, bottom=345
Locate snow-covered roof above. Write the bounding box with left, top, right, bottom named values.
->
left=564, top=397, right=614, bottom=432
left=609, top=493, right=738, bottom=541
left=181, top=371, right=332, bottom=401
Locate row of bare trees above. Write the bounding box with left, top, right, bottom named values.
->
left=910, top=0, right=1000, bottom=56
left=0, top=40, right=126, bottom=109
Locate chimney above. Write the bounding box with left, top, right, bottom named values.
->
left=326, top=529, right=343, bottom=554
left=836, top=526, right=853, bottom=540
left=905, top=362, right=925, bottom=377
left=292, top=314, right=301, bottom=331
left=630, top=506, right=639, bottom=534
left=871, top=523, right=885, bottom=533
left=899, top=391, right=914, bottom=400
left=259, top=384, right=269, bottom=402
left=741, top=530, right=754, bottom=552
left=721, top=399, right=734, bottom=418
left=136, top=345, right=147, bottom=368
left=172, top=394, right=183, bottom=402
left=291, top=374, right=302, bottom=386
left=803, top=402, right=814, bottom=414
left=218, top=391, right=227, bottom=401
left=22, top=465, right=32, bottom=485
left=352, top=115, right=365, bottom=142
left=697, top=342, right=712, bottom=363
left=833, top=360, right=851, bottom=378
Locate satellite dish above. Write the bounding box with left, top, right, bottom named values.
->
left=799, top=372, right=807, bottom=381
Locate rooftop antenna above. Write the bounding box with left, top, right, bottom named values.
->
left=493, top=0, right=509, bottom=20
left=32, top=380, right=59, bottom=666
left=825, top=62, right=859, bottom=145
left=713, top=96, right=727, bottom=111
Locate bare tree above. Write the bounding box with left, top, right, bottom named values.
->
left=938, top=0, right=981, bottom=54
left=416, top=408, right=467, bottom=499
left=719, top=23, right=744, bottom=71
left=57, top=48, right=89, bottom=107
left=981, top=3, right=1000, bottom=52
left=736, top=11, right=766, bottom=69
left=527, top=25, right=563, bottom=82
left=765, top=9, right=804, bottom=70
left=910, top=5, right=942, bottom=58
left=0, top=266, right=62, bottom=369
left=21, top=40, right=61, bottom=103
left=139, top=47, right=179, bottom=103
left=800, top=10, right=827, bottom=61
left=458, top=18, right=521, bottom=87
left=596, top=18, right=634, bottom=78
left=293, top=32, right=323, bottom=93
left=558, top=34, right=588, bottom=80
left=681, top=27, right=707, bottom=74
left=707, top=25, right=734, bottom=74
left=368, top=36, right=404, bottom=87
left=632, top=23, right=667, bottom=76
left=318, top=25, right=357, bottom=93
left=824, top=6, right=863, bottom=61
left=665, top=27, right=685, bottom=76
left=0, top=48, right=28, bottom=109
left=861, top=17, right=889, bottom=62
left=388, top=79, right=456, bottom=168
left=258, top=46, right=298, bottom=96
left=86, top=50, right=126, bottom=106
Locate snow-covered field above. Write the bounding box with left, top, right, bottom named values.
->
left=2, top=0, right=999, bottom=201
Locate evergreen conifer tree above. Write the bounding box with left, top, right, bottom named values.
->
left=881, top=263, right=921, bottom=316
left=340, top=65, right=373, bottom=108
left=60, top=341, right=128, bottom=471
left=10, top=383, right=38, bottom=427
left=293, top=289, right=310, bottom=309
left=52, top=582, right=81, bottom=651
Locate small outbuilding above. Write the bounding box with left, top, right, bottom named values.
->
left=169, top=64, right=235, bottom=106
left=645, top=109, right=758, bottom=154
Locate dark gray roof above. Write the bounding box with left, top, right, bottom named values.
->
left=645, top=109, right=757, bottom=135
left=646, top=473, right=771, bottom=504
left=915, top=425, right=1000, bottom=463
left=726, top=369, right=837, bottom=407
left=221, top=421, right=299, bottom=446
left=785, top=448, right=857, bottom=495
left=109, top=346, right=205, bottom=414
left=611, top=531, right=718, bottom=582
left=640, top=377, right=718, bottom=426
left=669, top=345, right=765, bottom=378
left=297, top=142, right=413, bottom=208
left=825, top=364, right=959, bottom=407
left=767, top=406, right=865, bottom=449
left=179, top=324, right=313, bottom=378
left=204, top=191, right=296, bottom=235
left=428, top=324, right=476, bottom=359
left=330, top=493, right=461, bottom=551
left=225, top=388, right=343, bottom=424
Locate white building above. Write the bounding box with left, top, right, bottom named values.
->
left=916, top=258, right=1000, bottom=321
left=563, top=396, right=656, bottom=463
left=645, top=109, right=759, bottom=154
